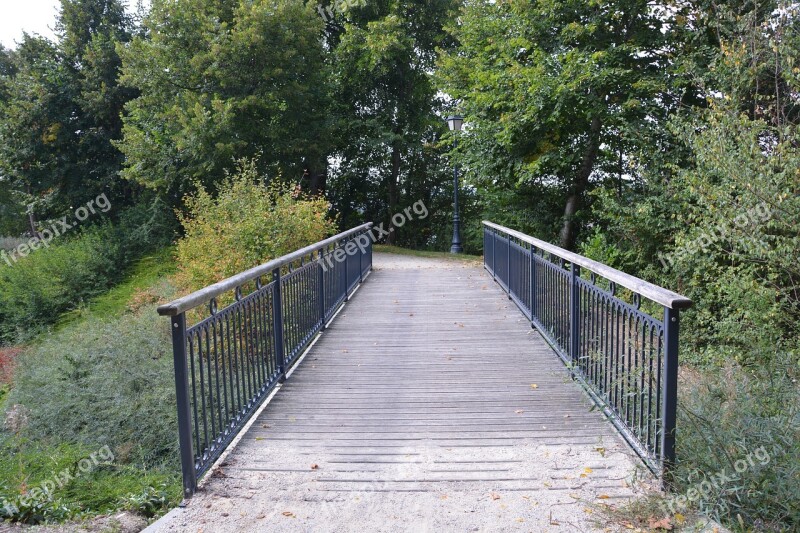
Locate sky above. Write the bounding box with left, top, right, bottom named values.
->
left=0, top=0, right=148, bottom=49
left=0, top=0, right=61, bottom=48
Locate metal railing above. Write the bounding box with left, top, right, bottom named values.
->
left=158, top=223, right=374, bottom=498
left=483, top=221, right=691, bottom=479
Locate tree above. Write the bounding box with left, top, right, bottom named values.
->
left=117, top=0, right=331, bottom=205
left=327, top=0, right=457, bottom=245
left=0, top=0, right=136, bottom=233
left=0, top=35, right=75, bottom=234
left=438, top=0, right=680, bottom=249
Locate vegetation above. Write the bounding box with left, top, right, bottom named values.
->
left=175, top=159, right=337, bottom=295
left=0, top=200, right=174, bottom=344
left=0, top=253, right=181, bottom=524
left=0, top=0, right=796, bottom=530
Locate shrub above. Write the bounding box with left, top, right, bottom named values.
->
left=0, top=225, right=120, bottom=342
left=0, top=436, right=179, bottom=524
left=672, top=356, right=800, bottom=530
left=175, top=158, right=336, bottom=294
left=6, top=300, right=178, bottom=469
left=0, top=200, right=176, bottom=344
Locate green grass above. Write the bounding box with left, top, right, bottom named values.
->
left=374, top=244, right=482, bottom=262
left=55, top=247, right=176, bottom=328
left=0, top=436, right=180, bottom=524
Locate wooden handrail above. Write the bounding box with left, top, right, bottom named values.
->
left=483, top=221, right=692, bottom=309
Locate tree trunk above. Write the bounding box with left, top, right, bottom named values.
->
left=308, top=163, right=327, bottom=197
left=559, top=116, right=602, bottom=250
left=386, top=139, right=401, bottom=245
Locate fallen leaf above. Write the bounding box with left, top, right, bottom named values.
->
left=647, top=516, right=673, bottom=530
left=584, top=467, right=593, bottom=474
left=490, top=492, right=501, bottom=500
left=311, top=464, right=319, bottom=470
left=515, top=409, right=524, bottom=414
left=530, top=384, right=538, bottom=389
left=282, top=511, right=295, bottom=518
left=597, top=494, right=610, bottom=499
left=516, top=518, right=524, bottom=523
left=675, top=513, right=686, bottom=525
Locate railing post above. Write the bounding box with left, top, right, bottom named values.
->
left=343, top=239, right=350, bottom=300
left=530, top=245, right=537, bottom=324
left=318, top=250, right=326, bottom=330
left=507, top=233, right=511, bottom=293
left=170, top=313, right=197, bottom=499
left=359, top=235, right=364, bottom=283
left=661, top=306, right=680, bottom=487
left=272, top=268, right=286, bottom=382
left=491, top=230, right=496, bottom=280
left=569, top=263, right=580, bottom=364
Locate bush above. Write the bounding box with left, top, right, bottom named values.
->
left=175, top=158, right=336, bottom=294
left=6, top=301, right=178, bottom=469
left=0, top=199, right=176, bottom=344
left=673, top=357, right=800, bottom=530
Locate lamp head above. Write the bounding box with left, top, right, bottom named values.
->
left=445, top=115, right=464, bottom=132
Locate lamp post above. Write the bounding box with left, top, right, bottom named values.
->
left=446, top=115, right=464, bottom=254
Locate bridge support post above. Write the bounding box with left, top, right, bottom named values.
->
left=170, top=313, right=197, bottom=499
left=318, top=250, right=326, bottom=330
left=273, top=268, right=286, bottom=382
left=569, top=264, right=580, bottom=365
left=661, top=307, right=680, bottom=488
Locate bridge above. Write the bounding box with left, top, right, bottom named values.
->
left=150, top=222, right=691, bottom=531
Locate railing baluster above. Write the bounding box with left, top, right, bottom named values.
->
left=170, top=314, right=197, bottom=498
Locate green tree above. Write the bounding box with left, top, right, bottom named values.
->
left=0, top=0, right=136, bottom=231
left=438, top=0, right=681, bottom=249
left=117, top=0, right=331, bottom=205
left=327, top=0, right=457, bottom=245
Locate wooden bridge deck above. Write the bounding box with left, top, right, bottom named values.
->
left=150, top=253, right=645, bottom=532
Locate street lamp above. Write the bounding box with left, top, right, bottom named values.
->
left=446, top=115, right=464, bottom=254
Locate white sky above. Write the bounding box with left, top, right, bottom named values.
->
left=0, top=0, right=61, bottom=48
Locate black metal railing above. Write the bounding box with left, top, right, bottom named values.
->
left=158, top=223, right=373, bottom=498
left=483, top=221, right=691, bottom=479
